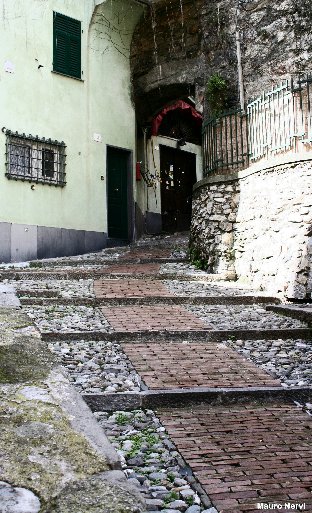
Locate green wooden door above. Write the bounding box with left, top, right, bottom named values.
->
left=107, top=147, right=129, bottom=239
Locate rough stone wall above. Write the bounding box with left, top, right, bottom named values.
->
left=190, top=180, right=240, bottom=275
left=191, top=162, right=312, bottom=298
left=131, top=0, right=312, bottom=122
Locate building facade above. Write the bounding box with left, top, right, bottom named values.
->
left=0, top=0, right=142, bottom=262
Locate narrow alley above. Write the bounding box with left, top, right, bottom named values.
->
left=1, top=234, right=311, bottom=513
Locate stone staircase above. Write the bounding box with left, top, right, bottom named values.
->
left=3, top=234, right=312, bottom=513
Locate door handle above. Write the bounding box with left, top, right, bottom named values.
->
left=114, top=188, right=119, bottom=192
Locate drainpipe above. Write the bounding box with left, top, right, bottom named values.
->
left=236, top=6, right=245, bottom=111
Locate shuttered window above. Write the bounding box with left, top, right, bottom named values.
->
left=53, top=12, right=81, bottom=79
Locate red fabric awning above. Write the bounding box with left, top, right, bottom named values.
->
left=151, top=100, right=202, bottom=136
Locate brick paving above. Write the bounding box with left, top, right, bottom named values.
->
left=159, top=404, right=312, bottom=513
left=101, top=305, right=210, bottom=332
left=122, top=342, right=281, bottom=389
left=119, top=248, right=172, bottom=260
left=99, top=263, right=161, bottom=275
left=94, top=279, right=172, bottom=298
left=12, top=235, right=312, bottom=513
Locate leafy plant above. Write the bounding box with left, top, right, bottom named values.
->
left=164, top=491, right=179, bottom=504
left=115, top=412, right=131, bottom=426
left=206, top=73, right=229, bottom=117
left=189, top=247, right=207, bottom=270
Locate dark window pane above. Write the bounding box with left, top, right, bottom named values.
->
left=42, top=149, right=55, bottom=178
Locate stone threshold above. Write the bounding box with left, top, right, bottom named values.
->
left=0, top=271, right=236, bottom=281
left=28, top=257, right=188, bottom=267
left=18, top=295, right=281, bottom=306
left=83, top=386, right=312, bottom=412
left=266, top=304, right=312, bottom=324
left=41, top=327, right=312, bottom=342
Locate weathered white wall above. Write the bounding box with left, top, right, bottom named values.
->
left=191, top=159, right=312, bottom=299
left=0, top=0, right=142, bottom=233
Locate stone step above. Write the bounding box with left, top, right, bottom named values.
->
left=28, top=256, right=187, bottom=268
left=83, top=386, right=312, bottom=413
left=18, top=295, right=280, bottom=306
left=267, top=304, right=312, bottom=324
left=41, top=327, right=312, bottom=343
left=0, top=271, right=235, bottom=281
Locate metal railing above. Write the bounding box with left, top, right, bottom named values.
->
left=203, top=109, right=248, bottom=176
left=203, top=75, right=312, bottom=176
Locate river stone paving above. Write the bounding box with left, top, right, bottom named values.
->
left=226, top=338, right=312, bottom=388
left=95, top=409, right=213, bottom=513
left=48, top=340, right=143, bottom=394
left=186, top=304, right=307, bottom=330
left=13, top=279, right=94, bottom=298
left=25, top=305, right=110, bottom=333
left=164, top=280, right=270, bottom=297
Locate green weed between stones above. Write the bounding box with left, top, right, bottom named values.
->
left=189, top=247, right=207, bottom=270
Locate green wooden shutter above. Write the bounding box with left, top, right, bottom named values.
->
left=53, top=12, right=81, bottom=79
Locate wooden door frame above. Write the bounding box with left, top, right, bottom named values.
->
left=106, top=145, right=134, bottom=241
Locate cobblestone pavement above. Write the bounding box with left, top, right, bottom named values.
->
left=94, top=279, right=173, bottom=298
left=122, top=342, right=281, bottom=389
left=101, top=305, right=210, bottom=332
left=159, top=404, right=312, bottom=513
left=5, top=234, right=312, bottom=513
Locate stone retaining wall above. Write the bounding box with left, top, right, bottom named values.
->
left=190, top=160, right=312, bottom=299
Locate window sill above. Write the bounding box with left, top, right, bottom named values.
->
left=51, top=70, right=84, bottom=82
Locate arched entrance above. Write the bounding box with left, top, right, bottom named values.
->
left=152, top=100, right=202, bottom=233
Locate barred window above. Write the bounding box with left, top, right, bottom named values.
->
left=5, top=131, right=66, bottom=186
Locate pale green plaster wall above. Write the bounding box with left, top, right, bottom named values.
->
left=0, top=0, right=142, bottom=232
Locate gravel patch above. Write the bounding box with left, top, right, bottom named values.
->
left=226, top=338, right=312, bottom=387
left=12, top=279, right=94, bottom=298
left=25, top=305, right=110, bottom=333
left=95, top=409, right=212, bottom=513
left=186, top=304, right=308, bottom=330
left=48, top=340, right=142, bottom=394
left=164, top=280, right=266, bottom=297
left=160, top=263, right=211, bottom=277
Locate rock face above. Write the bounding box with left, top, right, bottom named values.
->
left=0, top=307, right=145, bottom=512
left=190, top=162, right=312, bottom=299
left=131, top=0, right=312, bottom=122
left=0, top=481, right=41, bottom=513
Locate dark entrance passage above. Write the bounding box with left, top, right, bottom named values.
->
left=107, top=147, right=130, bottom=240
left=160, top=145, right=196, bottom=233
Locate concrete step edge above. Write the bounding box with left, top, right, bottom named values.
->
left=83, top=386, right=312, bottom=412
left=41, top=327, right=312, bottom=342
left=19, top=296, right=281, bottom=306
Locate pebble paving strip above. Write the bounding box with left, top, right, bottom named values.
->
left=121, top=342, right=281, bottom=389
left=159, top=404, right=312, bottom=513
left=164, top=280, right=272, bottom=297
left=227, top=338, right=312, bottom=388
left=101, top=305, right=211, bottom=332
left=186, top=304, right=308, bottom=330
left=94, top=279, right=173, bottom=298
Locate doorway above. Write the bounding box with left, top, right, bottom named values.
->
left=160, top=145, right=196, bottom=232
left=107, top=147, right=131, bottom=240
